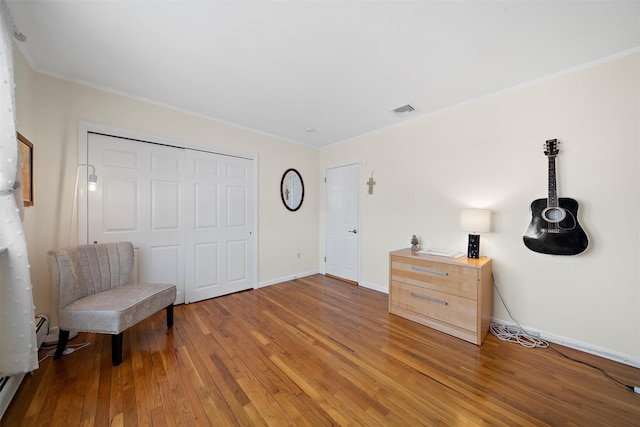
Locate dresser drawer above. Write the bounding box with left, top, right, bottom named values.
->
left=391, top=256, right=479, bottom=300
left=390, top=280, right=477, bottom=332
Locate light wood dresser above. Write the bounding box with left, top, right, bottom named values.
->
left=389, top=248, right=493, bottom=345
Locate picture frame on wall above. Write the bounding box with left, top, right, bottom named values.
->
left=18, top=132, right=33, bottom=207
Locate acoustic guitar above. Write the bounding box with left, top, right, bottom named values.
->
left=523, top=139, right=588, bottom=255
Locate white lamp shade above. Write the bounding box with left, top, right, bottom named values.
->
left=460, top=208, right=491, bottom=233
left=88, top=173, right=98, bottom=191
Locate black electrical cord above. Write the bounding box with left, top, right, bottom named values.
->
left=490, top=273, right=639, bottom=394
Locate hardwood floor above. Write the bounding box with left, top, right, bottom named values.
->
left=4, top=274, right=640, bottom=426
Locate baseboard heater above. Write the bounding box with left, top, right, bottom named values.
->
left=0, top=315, right=48, bottom=419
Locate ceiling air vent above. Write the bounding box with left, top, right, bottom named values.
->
left=392, top=104, right=415, bottom=116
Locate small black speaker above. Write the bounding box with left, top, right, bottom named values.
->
left=467, top=234, right=480, bottom=259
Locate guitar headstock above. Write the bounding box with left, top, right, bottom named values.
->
left=544, top=139, right=559, bottom=157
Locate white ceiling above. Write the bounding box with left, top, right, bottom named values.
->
left=6, top=1, right=640, bottom=148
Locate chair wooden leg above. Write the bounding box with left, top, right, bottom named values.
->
left=112, top=332, right=123, bottom=366
left=166, top=304, right=174, bottom=328
left=53, top=329, right=70, bottom=360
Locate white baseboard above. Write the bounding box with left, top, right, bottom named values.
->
left=359, top=280, right=388, bottom=294
left=260, top=274, right=389, bottom=294
left=355, top=284, right=640, bottom=368
left=0, top=316, right=48, bottom=420
left=492, top=318, right=640, bottom=368
left=0, top=374, right=25, bottom=420
left=256, top=277, right=639, bottom=369
left=257, top=270, right=320, bottom=288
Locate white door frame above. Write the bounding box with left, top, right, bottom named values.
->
left=76, top=121, right=259, bottom=291
left=322, top=160, right=362, bottom=283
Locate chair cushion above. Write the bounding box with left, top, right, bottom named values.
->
left=58, top=283, right=176, bottom=334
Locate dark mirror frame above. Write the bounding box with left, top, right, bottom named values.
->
left=280, top=168, right=304, bottom=212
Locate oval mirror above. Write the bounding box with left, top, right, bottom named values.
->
left=280, top=168, right=304, bottom=212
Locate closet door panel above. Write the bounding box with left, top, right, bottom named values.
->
left=88, top=133, right=186, bottom=304
left=184, top=150, right=255, bottom=303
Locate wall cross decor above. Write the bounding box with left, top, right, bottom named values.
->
left=366, top=172, right=376, bottom=195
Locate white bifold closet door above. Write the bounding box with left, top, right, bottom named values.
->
left=87, top=133, right=255, bottom=304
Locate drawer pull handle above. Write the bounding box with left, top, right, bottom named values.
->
left=411, top=292, right=448, bottom=306
left=410, top=266, right=448, bottom=276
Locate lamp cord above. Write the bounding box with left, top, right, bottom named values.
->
left=39, top=342, right=90, bottom=364
left=490, top=273, right=638, bottom=393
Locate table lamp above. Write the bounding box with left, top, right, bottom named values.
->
left=460, top=208, right=491, bottom=258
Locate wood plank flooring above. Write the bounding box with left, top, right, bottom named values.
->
left=4, top=274, right=640, bottom=426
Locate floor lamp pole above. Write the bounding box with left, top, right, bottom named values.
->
left=67, top=164, right=97, bottom=247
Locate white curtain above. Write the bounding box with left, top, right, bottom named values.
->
left=0, top=0, right=38, bottom=378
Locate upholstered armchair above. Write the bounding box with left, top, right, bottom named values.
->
left=47, top=242, right=176, bottom=366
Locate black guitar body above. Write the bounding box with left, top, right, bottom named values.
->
left=523, top=197, right=588, bottom=255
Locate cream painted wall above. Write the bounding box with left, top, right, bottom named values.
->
left=320, top=53, right=640, bottom=361
left=14, top=42, right=640, bottom=362
left=13, top=49, right=320, bottom=326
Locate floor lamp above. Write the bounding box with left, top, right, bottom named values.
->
left=47, top=165, right=98, bottom=347
left=67, top=164, right=97, bottom=247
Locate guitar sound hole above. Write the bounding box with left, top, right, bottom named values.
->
left=542, top=207, right=566, bottom=223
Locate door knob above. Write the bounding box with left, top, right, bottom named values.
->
left=348, top=229, right=357, bottom=234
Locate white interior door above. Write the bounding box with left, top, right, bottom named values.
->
left=88, top=133, right=186, bottom=303
left=324, top=163, right=360, bottom=283
left=184, top=150, right=254, bottom=303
